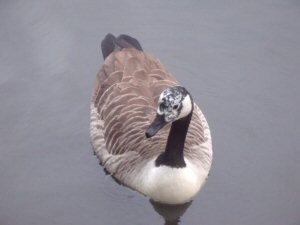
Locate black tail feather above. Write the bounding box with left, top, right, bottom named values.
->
left=101, top=33, right=143, bottom=60
left=101, top=33, right=117, bottom=60
left=116, top=34, right=143, bottom=51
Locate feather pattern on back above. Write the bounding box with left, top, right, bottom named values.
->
left=90, top=34, right=212, bottom=199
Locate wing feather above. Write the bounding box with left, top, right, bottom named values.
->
left=91, top=48, right=209, bottom=176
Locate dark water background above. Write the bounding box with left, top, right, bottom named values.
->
left=1, top=1, right=300, bottom=225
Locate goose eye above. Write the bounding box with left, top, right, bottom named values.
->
left=159, top=104, right=164, bottom=112
left=173, top=104, right=179, bottom=110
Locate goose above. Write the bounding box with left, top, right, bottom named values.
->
left=90, top=34, right=213, bottom=204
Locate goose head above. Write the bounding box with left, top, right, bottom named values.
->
left=146, top=86, right=193, bottom=138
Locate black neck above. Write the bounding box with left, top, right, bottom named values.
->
left=155, top=111, right=193, bottom=168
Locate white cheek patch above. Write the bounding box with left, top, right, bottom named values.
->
left=178, top=95, right=192, bottom=119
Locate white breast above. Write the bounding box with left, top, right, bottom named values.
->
left=133, top=158, right=209, bottom=204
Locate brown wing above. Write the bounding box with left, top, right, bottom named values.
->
left=92, top=48, right=178, bottom=159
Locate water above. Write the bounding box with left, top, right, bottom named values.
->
left=1, top=1, right=300, bottom=224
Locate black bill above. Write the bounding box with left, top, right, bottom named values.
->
left=145, top=114, right=167, bottom=138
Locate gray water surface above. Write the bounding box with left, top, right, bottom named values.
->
left=1, top=1, right=300, bottom=225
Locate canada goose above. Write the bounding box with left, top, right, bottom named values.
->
left=90, top=34, right=213, bottom=204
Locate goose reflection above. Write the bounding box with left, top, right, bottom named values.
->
left=150, top=200, right=192, bottom=225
